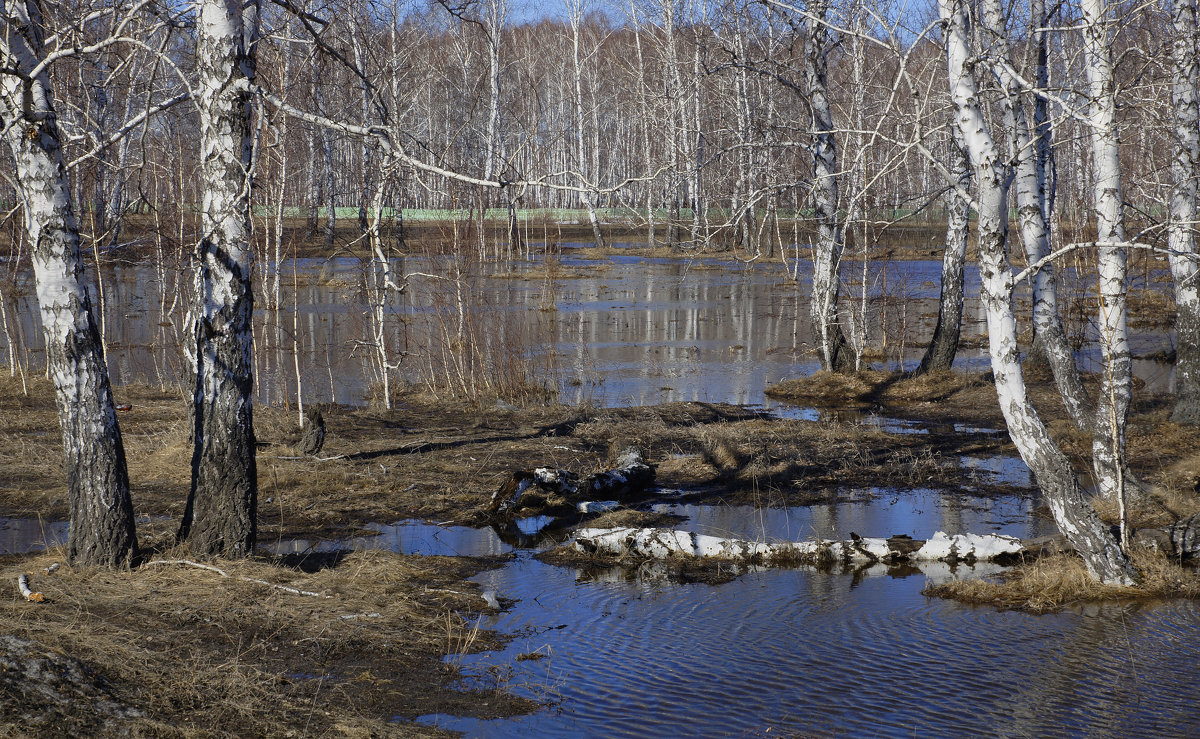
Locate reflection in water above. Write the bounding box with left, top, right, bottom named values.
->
left=3, top=253, right=1194, bottom=735
left=0, top=253, right=1178, bottom=408
left=426, top=559, right=1200, bottom=738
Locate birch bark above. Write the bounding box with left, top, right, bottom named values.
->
left=178, top=0, right=259, bottom=557
left=1080, top=0, right=1131, bottom=508
left=938, top=0, right=1134, bottom=583
left=568, top=0, right=606, bottom=249
left=917, top=126, right=969, bottom=374
left=0, top=0, right=136, bottom=566
left=804, top=0, right=850, bottom=371
left=981, top=0, right=1092, bottom=429
left=1168, top=0, right=1200, bottom=425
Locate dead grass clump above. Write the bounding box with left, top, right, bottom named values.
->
left=879, top=370, right=981, bottom=404
left=1, top=549, right=529, bottom=735
left=924, top=550, right=1200, bottom=613
left=764, top=370, right=887, bottom=404
left=586, top=508, right=686, bottom=529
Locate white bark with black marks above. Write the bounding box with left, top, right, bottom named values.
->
left=805, top=0, right=850, bottom=371
left=1080, top=0, right=1131, bottom=511
left=179, top=0, right=260, bottom=557
left=1169, top=0, right=1200, bottom=425
left=981, top=0, right=1092, bottom=429
left=939, top=0, right=1135, bottom=584
left=572, top=528, right=1027, bottom=566
left=0, top=0, right=136, bottom=567
left=918, top=126, right=969, bottom=374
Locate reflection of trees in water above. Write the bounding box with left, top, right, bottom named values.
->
left=992, top=601, right=1194, bottom=736
left=0, top=257, right=1176, bottom=407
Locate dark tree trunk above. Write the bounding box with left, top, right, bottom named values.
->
left=179, top=0, right=259, bottom=557
left=918, top=128, right=970, bottom=375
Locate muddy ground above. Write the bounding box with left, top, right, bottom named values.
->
left=3, top=371, right=1200, bottom=734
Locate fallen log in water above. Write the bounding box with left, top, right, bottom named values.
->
left=571, top=527, right=1039, bottom=566
left=489, top=449, right=655, bottom=519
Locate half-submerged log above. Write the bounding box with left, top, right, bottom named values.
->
left=571, top=527, right=1032, bottom=567
left=489, top=449, right=655, bottom=519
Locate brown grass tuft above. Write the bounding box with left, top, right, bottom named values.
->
left=925, top=550, right=1200, bottom=613
left=1, top=549, right=530, bottom=734
left=764, top=370, right=888, bottom=404
left=879, top=370, right=982, bottom=403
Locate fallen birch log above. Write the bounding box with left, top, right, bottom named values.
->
left=571, top=527, right=1033, bottom=566
left=489, top=449, right=654, bottom=519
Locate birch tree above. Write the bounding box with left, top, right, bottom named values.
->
left=804, top=0, right=851, bottom=371
left=0, top=0, right=136, bottom=566
left=1079, top=0, right=1131, bottom=512
left=917, top=126, right=969, bottom=374
left=980, top=0, right=1092, bottom=429
left=178, top=0, right=260, bottom=557
left=568, top=0, right=607, bottom=249
left=1168, top=0, right=1200, bottom=425
left=938, top=0, right=1135, bottom=583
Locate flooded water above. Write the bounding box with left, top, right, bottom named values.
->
left=0, top=517, right=67, bottom=555
left=264, top=491, right=1200, bottom=738
left=3, top=249, right=1194, bottom=734
left=8, top=465, right=1200, bottom=735
left=434, top=558, right=1200, bottom=737
left=0, top=250, right=1177, bottom=408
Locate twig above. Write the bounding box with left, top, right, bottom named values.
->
left=143, top=560, right=332, bottom=598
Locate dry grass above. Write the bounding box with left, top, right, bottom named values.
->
left=924, top=550, right=1200, bottom=613
left=764, top=368, right=987, bottom=407
left=878, top=370, right=984, bottom=403
left=764, top=369, right=888, bottom=404
left=1, top=548, right=528, bottom=735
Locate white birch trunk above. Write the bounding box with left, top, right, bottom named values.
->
left=1080, top=0, right=1131, bottom=513
left=918, top=126, right=970, bottom=374
left=0, top=1, right=136, bottom=566
left=179, top=0, right=260, bottom=557
left=804, top=0, right=850, bottom=371
left=1168, top=0, right=1200, bottom=425
left=629, top=0, right=656, bottom=247
left=981, top=0, right=1092, bottom=429
left=568, top=0, right=605, bottom=249
left=938, top=0, right=1134, bottom=584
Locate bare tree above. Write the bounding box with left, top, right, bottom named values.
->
left=917, top=125, right=969, bottom=374
left=938, top=0, right=1135, bottom=583
left=178, top=0, right=261, bottom=557
left=1168, top=0, right=1200, bottom=425
left=980, top=0, right=1092, bottom=429
left=804, top=0, right=851, bottom=371
left=1079, top=0, right=1131, bottom=521
left=0, top=0, right=137, bottom=566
